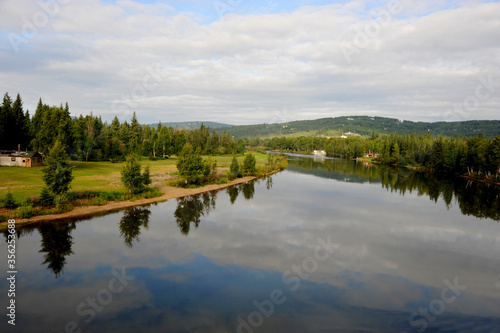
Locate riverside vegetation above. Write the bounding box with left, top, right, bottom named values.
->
left=265, top=133, right=500, bottom=184
left=0, top=93, right=287, bottom=223
left=0, top=150, right=287, bottom=222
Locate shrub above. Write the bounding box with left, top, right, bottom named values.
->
left=17, top=204, right=34, bottom=219
left=89, top=197, right=107, bottom=206
left=39, top=187, right=55, bottom=207
left=55, top=194, right=70, bottom=209
left=3, top=192, right=18, bottom=209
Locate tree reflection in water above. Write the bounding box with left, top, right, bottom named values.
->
left=227, top=185, right=239, bottom=204
left=241, top=182, right=255, bottom=200
left=288, top=157, right=500, bottom=222
left=175, top=191, right=216, bottom=236
left=175, top=178, right=275, bottom=235
left=38, top=222, right=76, bottom=278
left=119, top=206, right=151, bottom=248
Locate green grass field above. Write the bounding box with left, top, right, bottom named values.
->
left=0, top=153, right=271, bottom=203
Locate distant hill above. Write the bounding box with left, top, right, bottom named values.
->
left=218, top=116, right=500, bottom=138
left=147, top=121, right=233, bottom=130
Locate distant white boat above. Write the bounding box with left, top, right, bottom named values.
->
left=313, top=150, right=326, bottom=156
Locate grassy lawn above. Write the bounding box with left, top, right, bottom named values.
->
left=0, top=152, right=271, bottom=203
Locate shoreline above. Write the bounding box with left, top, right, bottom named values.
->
left=0, top=173, right=278, bottom=230
left=356, top=157, right=500, bottom=186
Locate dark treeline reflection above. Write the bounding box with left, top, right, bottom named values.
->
left=288, top=156, right=500, bottom=221
left=38, top=222, right=76, bottom=278
left=2, top=222, right=75, bottom=278
left=174, top=178, right=272, bottom=235
left=119, top=206, right=151, bottom=248
left=0, top=177, right=269, bottom=277
left=174, top=191, right=217, bottom=236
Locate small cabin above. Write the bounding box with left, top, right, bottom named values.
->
left=0, top=150, right=43, bottom=168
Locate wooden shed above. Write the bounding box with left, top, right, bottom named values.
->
left=0, top=150, right=43, bottom=168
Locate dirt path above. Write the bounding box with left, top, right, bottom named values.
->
left=0, top=175, right=271, bottom=229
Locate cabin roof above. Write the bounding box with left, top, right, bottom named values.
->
left=0, top=150, right=42, bottom=158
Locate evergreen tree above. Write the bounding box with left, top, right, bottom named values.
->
left=142, top=166, right=152, bottom=187
left=3, top=192, right=18, bottom=209
left=230, top=156, right=240, bottom=178
left=121, top=154, right=151, bottom=194
left=42, top=140, right=74, bottom=195
left=176, top=143, right=205, bottom=184
left=242, top=153, right=257, bottom=175
left=0, top=93, right=13, bottom=149
left=39, top=187, right=55, bottom=207
left=129, top=112, right=141, bottom=153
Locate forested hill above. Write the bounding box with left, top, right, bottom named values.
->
left=219, top=116, right=500, bottom=138
left=147, top=121, right=232, bottom=130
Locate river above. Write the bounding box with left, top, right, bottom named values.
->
left=1, top=154, right=499, bottom=332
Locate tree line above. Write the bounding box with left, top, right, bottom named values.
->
left=288, top=157, right=500, bottom=221
left=0, top=92, right=244, bottom=160
left=264, top=132, right=500, bottom=178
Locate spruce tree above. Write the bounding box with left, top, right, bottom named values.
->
left=242, top=153, right=256, bottom=175
left=39, top=187, right=55, bottom=207
left=121, top=154, right=151, bottom=194
left=230, top=156, right=240, bottom=178
left=42, top=140, right=74, bottom=195
left=4, top=192, right=18, bottom=209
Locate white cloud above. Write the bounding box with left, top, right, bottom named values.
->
left=0, top=0, right=499, bottom=124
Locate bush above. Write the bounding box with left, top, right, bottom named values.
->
left=3, top=192, right=18, bottom=209
left=89, top=197, right=107, bottom=206
left=0, top=214, right=8, bottom=222
left=17, top=204, right=34, bottom=219
left=39, top=187, right=55, bottom=207
left=55, top=194, right=70, bottom=209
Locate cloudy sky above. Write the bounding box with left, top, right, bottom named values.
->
left=1, top=0, right=499, bottom=125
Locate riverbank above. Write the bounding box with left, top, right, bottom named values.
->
left=356, top=157, right=500, bottom=186
left=0, top=173, right=278, bottom=230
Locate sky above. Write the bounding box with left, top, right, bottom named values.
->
left=0, top=0, right=499, bottom=125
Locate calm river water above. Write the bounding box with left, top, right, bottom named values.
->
left=1, top=154, right=500, bottom=333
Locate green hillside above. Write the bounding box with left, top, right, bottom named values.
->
left=219, top=116, right=500, bottom=138
left=148, top=121, right=233, bottom=130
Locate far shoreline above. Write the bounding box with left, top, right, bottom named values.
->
left=0, top=172, right=280, bottom=230
left=355, top=157, right=500, bottom=187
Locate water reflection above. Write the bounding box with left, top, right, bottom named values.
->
left=287, top=155, right=500, bottom=221
left=266, top=176, right=273, bottom=190
left=174, top=192, right=217, bottom=236
left=227, top=185, right=239, bottom=204
left=241, top=182, right=255, bottom=200
left=174, top=181, right=260, bottom=235
left=2, top=162, right=500, bottom=332
left=119, top=206, right=151, bottom=247
left=38, top=222, right=76, bottom=278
